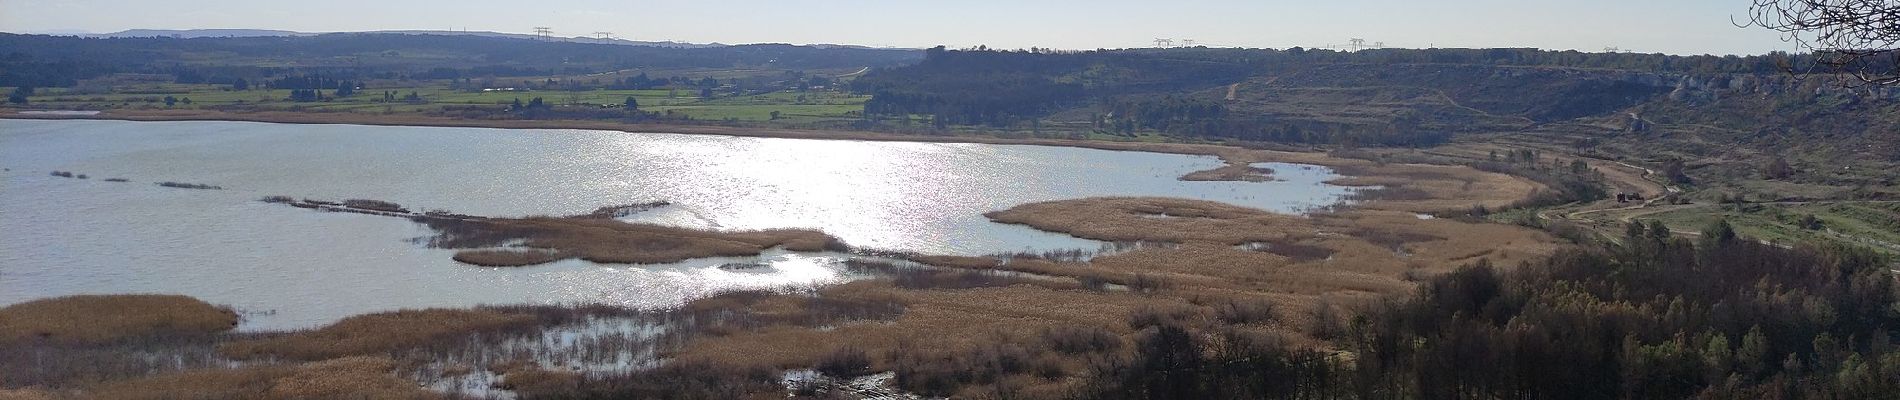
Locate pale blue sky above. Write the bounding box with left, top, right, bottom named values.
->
left=1, top=0, right=1793, bottom=55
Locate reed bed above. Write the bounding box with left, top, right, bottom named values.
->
left=419, top=216, right=844, bottom=266
left=1179, top=161, right=1276, bottom=182
left=0, top=296, right=236, bottom=389
left=155, top=181, right=222, bottom=190
left=0, top=330, right=229, bottom=389
left=450, top=248, right=570, bottom=267
left=572, top=201, right=672, bottom=219
left=84, top=356, right=441, bottom=400
left=263, top=197, right=848, bottom=267
left=985, top=197, right=1304, bottom=245
left=0, top=295, right=237, bottom=345
left=341, top=199, right=409, bottom=213
left=219, top=308, right=541, bottom=361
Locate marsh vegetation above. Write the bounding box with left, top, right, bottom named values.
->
left=155, top=181, right=223, bottom=190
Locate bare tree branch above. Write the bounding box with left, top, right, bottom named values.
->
left=1742, top=0, right=1900, bottom=86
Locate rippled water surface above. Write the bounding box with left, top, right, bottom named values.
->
left=0, top=119, right=1354, bottom=329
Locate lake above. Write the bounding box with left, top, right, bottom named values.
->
left=0, top=119, right=1355, bottom=330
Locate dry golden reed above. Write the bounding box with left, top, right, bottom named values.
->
left=422, top=216, right=842, bottom=266
left=0, top=294, right=237, bottom=344
left=85, top=356, right=440, bottom=400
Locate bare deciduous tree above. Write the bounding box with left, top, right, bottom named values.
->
left=1743, top=0, right=1900, bottom=85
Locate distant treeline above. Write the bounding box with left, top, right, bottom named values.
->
left=0, top=33, right=922, bottom=87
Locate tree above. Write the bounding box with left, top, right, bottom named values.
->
left=624, top=96, right=638, bottom=111
left=769, top=110, right=782, bottom=120
left=1131, top=322, right=1206, bottom=399
left=1745, top=0, right=1900, bottom=85
left=334, top=81, right=355, bottom=97
left=232, top=78, right=249, bottom=91
left=1661, top=158, right=1691, bottom=184
left=1701, top=219, right=1739, bottom=249
left=7, top=86, right=30, bottom=104
left=163, top=96, right=177, bottom=107
left=1763, top=156, right=1794, bottom=179
left=288, top=89, right=320, bottom=102
left=1738, top=326, right=1771, bottom=377
left=1647, top=220, right=1673, bottom=240
left=1798, top=214, right=1824, bottom=230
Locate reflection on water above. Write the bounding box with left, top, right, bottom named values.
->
left=0, top=120, right=1355, bottom=329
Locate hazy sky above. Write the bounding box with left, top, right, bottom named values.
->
left=1, top=0, right=1795, bottom=55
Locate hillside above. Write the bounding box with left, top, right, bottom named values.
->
left=856, top=48, right=1900, bottom=193
left=0, top=33, right=922, bottom=87
left=72, top=28, right=726, bottom=48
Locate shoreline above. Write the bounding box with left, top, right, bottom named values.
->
left=1, top=109, right=1546, bottom=212
left=0, top=109, right=1313, bottom=166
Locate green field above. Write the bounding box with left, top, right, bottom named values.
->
left=1642, top=202, right=1900, bottom=253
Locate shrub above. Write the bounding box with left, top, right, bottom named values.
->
left=1041, top=325, right=1122, bottom=354
left=815, top=346, right=873, bottom=378
left=528, top=361, right=782, bottom=399
left=1128, top=306, right=1196, bottom=330
left=1213, top=299, right=1277, bottom=324
left=1128, top=273, right=1170, bottom=293
left=342, top=199, right=408, bottom=213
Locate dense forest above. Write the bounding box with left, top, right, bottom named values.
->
left=1071, top=221, right=1899, bottom=399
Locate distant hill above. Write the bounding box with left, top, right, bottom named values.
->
left=85, top=29, right=315, bottom=39
left=0, top=32, right=923, bottom=80
left=63, top=28, right=898, bottom=50
left=855, top=47, right=1900, bottom=185
left=362, top=30, right=720, bottom=49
